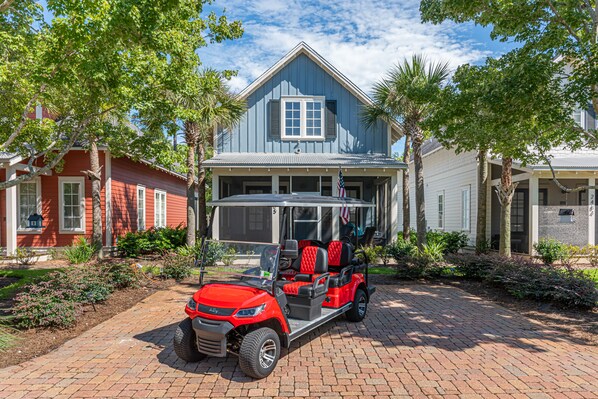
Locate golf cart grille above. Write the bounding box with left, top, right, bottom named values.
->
left=196, top=304, right=236, bottom=316
left=196, top=336, right=226, bottom=356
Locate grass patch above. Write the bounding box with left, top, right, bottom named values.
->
left=0, top=269, right=61, bottom=300
left=368, top=266, right=395, bottom=275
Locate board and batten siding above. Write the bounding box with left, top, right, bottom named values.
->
left=216, top=53, right=389, bottom=155
left=110, top=157, right=187, bottom=241
left=398, top=148, right=479, bottom=245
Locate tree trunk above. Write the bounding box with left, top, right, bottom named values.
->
left=88, top=137, right=103, bottom=257
left=197, top=141, right=207, bottom=236
left=184, top=121, right=198, bottom=247
left=410, top=122, right=427, bottom=249
left=402, top=134, right=411, bottom=242
left=475, top=148, right=488, bottom=253
left=497, top=157, right=516, bottom=257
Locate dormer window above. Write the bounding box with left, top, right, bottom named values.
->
left=281, top=96, right=325, bottom=140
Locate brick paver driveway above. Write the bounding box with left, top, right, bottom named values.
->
left=1, top=284, right=597, bottom=399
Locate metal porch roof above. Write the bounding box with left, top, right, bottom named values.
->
left=204, top=153, right=406, bottom=169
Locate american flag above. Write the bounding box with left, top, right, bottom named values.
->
left=338, top=168, right=350, bottom=225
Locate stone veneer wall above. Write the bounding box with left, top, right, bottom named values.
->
left=538, top=206, right=589, bottom=247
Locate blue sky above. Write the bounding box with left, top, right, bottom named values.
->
left=200, top=0, right=516, bottom=155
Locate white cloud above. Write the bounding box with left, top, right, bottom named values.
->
left=200, top=0, right=494, bottom=93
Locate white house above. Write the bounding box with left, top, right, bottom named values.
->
left=400, top=104, right=597, bottom=254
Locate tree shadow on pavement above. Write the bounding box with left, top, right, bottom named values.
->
left=134, top=284, right=595, bottom=379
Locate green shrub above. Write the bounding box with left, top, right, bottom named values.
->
left=427, top=230, right=469, bottom=254
left=14, top=248, right=37, bottom=266
left=221, top=247, right=238, bottom=266
left=446, top=253, right=502, bottom=280
left=448, top=253, right=597, bottom=309
left=379, top=245, right=392, bottom=266
left=397, top=229, right=417, bottom=246
left=386, top=237, right=417, bottom=263
left=533, top=238, right=569, bottom=265
left=356, top=245, right=381, bottom=264
left=13, top=280, right=80, bottom=329
left=202, top=241, right=225, bottom=266
left=418, top=241, right=445, bottom=262
left=475, top=239, right=491, bottom=254
left=162, top=253, right=193, bottom=280
left=103, top=263, right=140, bottom=289
left=587, top=245, right=598, bottom=268
left=57, top=267, right=113, bottom=304
left=117, top=225, right=186, bottom=257
left=63, top=237, right=95, bottom=264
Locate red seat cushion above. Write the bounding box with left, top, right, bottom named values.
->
left=299, top=246, right=319, bottom=274
left=282, top=281, right=311, bottom=295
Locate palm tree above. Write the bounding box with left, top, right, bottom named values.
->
left=363, top=55, right=450, bottom=249
left=176, top=69, right=245, bottom=246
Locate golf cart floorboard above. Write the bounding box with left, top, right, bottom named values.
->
left=287, top=303, right=352, bottom=342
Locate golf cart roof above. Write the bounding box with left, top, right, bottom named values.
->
left=208, top=194, right=375, bottom=208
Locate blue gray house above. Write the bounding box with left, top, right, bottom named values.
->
left=204, top=42, right=405, bottom=243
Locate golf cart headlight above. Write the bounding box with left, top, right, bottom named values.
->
left=235, top=304, right=266, bottom=318
left=187, top=298, right=197, bottom=310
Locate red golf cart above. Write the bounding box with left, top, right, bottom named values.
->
left=173, top=194, right=376, bottom=378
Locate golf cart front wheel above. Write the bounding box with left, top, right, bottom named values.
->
left=173, top=318, right=206, bottom=362
left=238, top=327, right=280, bottom=379
left=346, top=289, right=368, bottom=322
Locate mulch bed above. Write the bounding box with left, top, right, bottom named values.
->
left=0, top=280, right=173, bottom=369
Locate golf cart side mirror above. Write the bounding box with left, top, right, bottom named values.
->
left=281, top=239, right=299, bottom=259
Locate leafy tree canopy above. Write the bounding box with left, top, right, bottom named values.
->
left=429, top=50, right=583, bottom=164
left=0, top=0, right=242, bottom=188
left=420, top=0, right=598, bottom=116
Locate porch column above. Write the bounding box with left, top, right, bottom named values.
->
left=332, top=173, right=339, bottom=239
left=589, top=177, right=595, bottom=246
left=212, top=174, right=219, bottom=240
left=104, top=151, right=112, bottom=247
left=272, top=175, right=279, bottom=243
left=529, top=176, right=539, bottom=255
left=390, top=170, right=399, bottom=241
left=6, top=166, right=17, bottom=256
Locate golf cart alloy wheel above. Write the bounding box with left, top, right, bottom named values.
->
left=238, top=327, right=280, bottom=379
left=357, top=295, right=367, bottom=317
left=346, top=289, right=368, bottom=322
left=259, top=339, right=277, bottom=369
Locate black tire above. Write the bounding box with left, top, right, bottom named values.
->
left=346, top=289, right=368, bottom=322
left=173, top=318, right=206, bottom=362
left=238, top=327, right=280, bottom=379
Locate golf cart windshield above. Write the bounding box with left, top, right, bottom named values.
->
left=200, top=240, right=279, bottom=289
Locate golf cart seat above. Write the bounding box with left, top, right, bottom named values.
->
left=327, top=241, right=353, bottom=288
left=282, top=246, right=330, bottom=320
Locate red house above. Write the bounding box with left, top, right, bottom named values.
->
left=0, top=149, right=187, bottom=255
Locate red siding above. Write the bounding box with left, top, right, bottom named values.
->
left=110, top=157, right=186, bottom=242
left=3, top=152, right=186, bottom=248
left=16, top=151, right=107, bottom=247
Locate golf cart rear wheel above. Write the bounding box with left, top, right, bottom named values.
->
left=238, top=327, right=280, bottom=379
left=347, top=289, right=368, bottom=322
left=173, top=318, right=206, bottom=362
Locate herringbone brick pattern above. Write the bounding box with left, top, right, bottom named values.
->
left=0, top=284, right=596, bottom=398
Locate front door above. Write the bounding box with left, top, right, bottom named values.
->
left=511, top=189, right=529, bottom=253
left=244, top=185, right=272, bottom=242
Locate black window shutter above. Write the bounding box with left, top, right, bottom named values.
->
left=325, top=100, right=337, bottom=139
left=269, top=99, right=281, bottom=139
left=587, top=103, right=596, bottom=131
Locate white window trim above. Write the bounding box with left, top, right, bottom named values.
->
left=437, top=191, right=445, bottom=230
left=280, top=96, right=326, bottom=141
left=17, top=177, right=42, bottom=233
left=58, top=176, right=86, bottom=234
left=154, top=189, right=167, bottom=228
left=573, top=107, right=585, bottom=128
left=137, top=185, right=146, bottom=231
left=461, top=185, right=471, bottom=231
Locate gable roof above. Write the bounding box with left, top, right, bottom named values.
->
left=237, top=42, right=403, bottom=143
